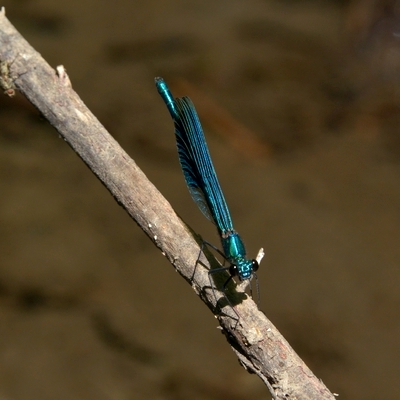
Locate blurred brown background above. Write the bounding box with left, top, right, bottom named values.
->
left=1, top=0, right=400, bottom=399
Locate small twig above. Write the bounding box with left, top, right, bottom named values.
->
left=0, top=7, right=336, bottom=399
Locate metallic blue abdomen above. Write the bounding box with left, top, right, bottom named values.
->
left=222, top=232, right=246, bottom=261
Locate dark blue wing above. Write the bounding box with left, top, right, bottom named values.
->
left=173, top=96, right=234, bottom=234
left=155, top=77, right=234, bottom=234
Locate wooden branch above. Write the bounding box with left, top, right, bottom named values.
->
left=0, top=8, right=336, bottom=399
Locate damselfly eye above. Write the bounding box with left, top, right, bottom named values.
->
left=252, top=260, right=259, bottom=272
left=229, top=264, right=238, bottom=277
